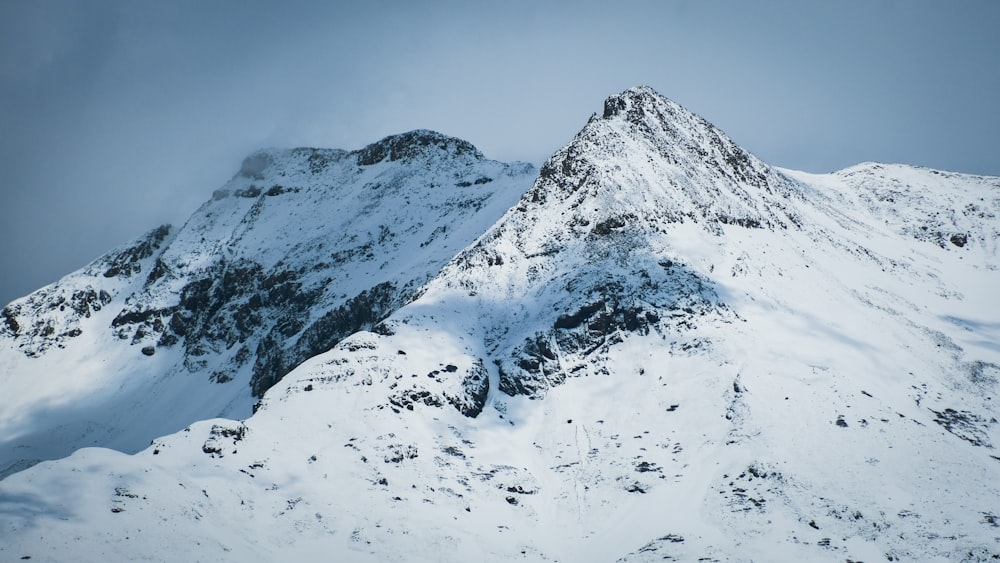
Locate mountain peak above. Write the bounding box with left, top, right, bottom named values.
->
left=355, top=129, right=483, bottom=166
left=601, top=85, right=665, bottom=119
left=236, top=130, right=485, bottom=180
left=530, top=86, right=798, bottom=233
left=598, top=86, right=723, bottom=145
left=3, top=86, right=999, bottom=563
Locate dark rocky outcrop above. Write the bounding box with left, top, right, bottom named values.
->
left=109, top=261, right=410, bottom=398
left=497, top=264, right=725, bottom=398
left=251, top=282, right=403, bottom=397
left=355, top=130, right=483, bottom=166
left=1, top=225, right=168, bottom=352
left=930, top=408, right=995, bottom=447
left=2, top=286, right=113, bottom=354
left=445, top=359, right=491, bottom=418
left=101, top=225, right=172, bottom=278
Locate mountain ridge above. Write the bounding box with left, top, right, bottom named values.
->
left=1, top=87, right=999, bottom=561
left=0, top=130, right=536, bottom=478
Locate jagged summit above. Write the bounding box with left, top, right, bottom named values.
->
left=235, top=130, right=483, bottom=181
left=600, top=85, right=667, bottom=119
left=600, top=87, right=764, bottom=165
left=599, top=87, right=788, bottom=197
left=524, top=86, right=799, bottom=248
left=355, top=129, right=484, bottom=166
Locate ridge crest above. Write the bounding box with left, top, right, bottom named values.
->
left=355, top=129, right=484, bottom=166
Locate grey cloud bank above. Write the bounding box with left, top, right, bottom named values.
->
left=1, top=0, right=998, bottom=306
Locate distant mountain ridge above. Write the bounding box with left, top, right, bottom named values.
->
left=0, top=130, right=535, bottom=478
left=1, top=87, right=999, bottom=562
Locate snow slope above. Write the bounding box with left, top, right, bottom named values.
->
left=0, top=131, right=535, bottom=478
left=1, top=87, right=998, bottom=562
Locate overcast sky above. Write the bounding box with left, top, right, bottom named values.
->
left=2, top=0, right=998, bottom=306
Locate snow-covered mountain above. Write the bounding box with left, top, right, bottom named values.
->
left=2, top=87, right=999, bottom=562
left=0, top=131, right=535, bottom=478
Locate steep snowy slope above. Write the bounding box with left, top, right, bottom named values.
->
left=0, top=131, right=535, bottom=478
left=2, top=87, right=998, bottom=562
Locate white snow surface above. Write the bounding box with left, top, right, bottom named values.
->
left=1, top=87, right=999, bottom=562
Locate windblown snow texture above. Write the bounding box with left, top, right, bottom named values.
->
left=1, top=87, right=998, bottom=562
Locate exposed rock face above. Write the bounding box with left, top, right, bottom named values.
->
left=250, top=281, right=402, bottom=397
left=102, top=225, right=173, bottom=279
left=355, top=130, right=482, bottom=166
left=0, top=225, right=169, bottom=355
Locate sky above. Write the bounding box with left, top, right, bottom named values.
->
left=1, top=0, right=998, bottom=306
